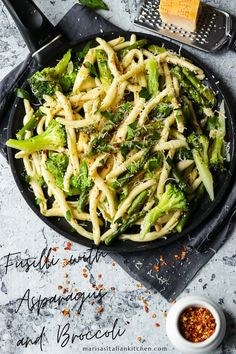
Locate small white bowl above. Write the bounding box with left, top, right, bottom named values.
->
left=166, top=295, right=226, bottom=354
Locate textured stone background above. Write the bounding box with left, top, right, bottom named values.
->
left=0, top=1, right=236, bottom=353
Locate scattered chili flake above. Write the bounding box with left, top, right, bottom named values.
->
left=44, top=257, right=49, bottom=264
left=155, top=322, right=160, bottom=327
left=181, top=246, right=187, bottom=260
left=112, top=262, right=116, bottom=267
left=98, top=274, right=102, bottom=279
left=83, top=273, right=88, bottom=278
left=63, top=258, right=70, bottom=267
left=152, top=313, right=157, bottom=319
left=58, top=285, right=63, bottom=290
left=64, top=242, right=72, bottom=250
left=51, top=246, right=58, bottom=252
left=83, top=268, right=87, bottom=273
left=63, top=287, right=69, bottom=294
left=137, top=336, right=142, bottom=342
left=97, top=284, right=104, bottom=289
left=63, top=273, right=69, bottom=279
left=154, top=263, right=160, bottom=272
left=92, top=284, right=96, bottom=288
left=143, top=300, right=148, bottom=306
left=61, top=308, right=70, bottom=317
left=144, top=305, right=149, bottom=313
left=98, top=306, right=103, bottom=314
left=179, top=307, right=216, bottom=343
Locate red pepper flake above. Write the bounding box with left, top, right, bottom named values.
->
left=83, top=273, right=88, bottom=278
left=179, top=307, right=216, bottom=343
left=136, top=336, right=142, bottom=342
left=44, top=257, right=49, bottom=264
left=57, top=285, right=63, bottom=290
left=83, top=268, right=87, bottom=273
left=155, top=322, right=160, bottom=327
left=112, top=262, right=116, bottom=267
left=61, top=308, right=70, bottom=317
left=144, top=305, right=149, bottom=313
left=97, top=306, right=103, bottom=314
left=97, top=284, right=103, bottom=289
left=154, top=263, right=159, bottom=272
left=181, top=246, right=187, bottom=260
left=113, top=143, right=119, bottom=148
left=63, top=288, right=69, bottom=294
left=64, top=242, right=72, bottom=250
left=63, top=259, right=70, bottom=267
left=98, top=274, right=102, bottom=279
left=51, top=246, right=58, bottom=252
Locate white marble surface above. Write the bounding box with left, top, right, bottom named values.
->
left=0, top=1, right=236, bottom=353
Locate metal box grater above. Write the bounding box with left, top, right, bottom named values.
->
left=134, top=0, right=236, bottom=53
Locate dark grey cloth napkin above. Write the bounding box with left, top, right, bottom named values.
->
left=0, top=4, right=235, bottom=302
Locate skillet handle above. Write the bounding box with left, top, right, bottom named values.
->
left=2, top=0, right=61, bottom=54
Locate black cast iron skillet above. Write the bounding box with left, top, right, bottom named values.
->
left=4, top=0, right=236, bottom=252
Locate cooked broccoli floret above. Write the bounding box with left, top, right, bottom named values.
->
left=71, top=161, right=93, bottom=211
left=209, top=102, right=226, bottom=172
left=28, top=50, right=72, bottom=100
left=174, top=147, right=193, bottom=162
left=46, top=152, right=69, bottom=190
left=140, top=183, right=188, bottom=238
left=187, top=132, right=214, bottom=201
left=6, top=119, right=67, bottom=154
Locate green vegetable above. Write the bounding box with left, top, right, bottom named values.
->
left=16, top=114, right=39, bottom=140
left=28, top=50, right=72, bottom=100
left=46, top=152, right=69, bottom=190
left=146, top=154, right=162, bottom=172
left=110, top=150, right=150, bottom=190
left=105, top=210, right=147, bottom=245
left=128, top=191, right=149, bottom=216
left=146, top=58, right=159, bottom=97
left=79, top=0, right=109, bottom=10
left=7, top=120, right=66, bottom=154
left=76, top=161, right=93, bottom=212
left=14, top=88, right=30, bottom=100
left=147, top=45, right=167, bottom=55
left=76, top=41, right=92, bottom=60
left=150, top=102, right=172, bottom=119
left=171, top=66, right=206, bottom=106
left=176, top=183, right=205, bottom=232
left=118, top=39, right=148, bottom=60
left=96, top=49, right=113, bottom=90
left=141, top=183, right=188, bottom=238
left=209, top=104, right=226, bottom=172
left=182, top=67, right=217, bottom=107
left=166, top=157, right=191, bottom=194
left=187, top=133, right=214, bottom=200
left=139, top=87, right=152, bottom=101
left=84, top=62, right=99, bottom=78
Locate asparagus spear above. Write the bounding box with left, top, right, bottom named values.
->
left=77, top=161, right=93, bottom=212
left=146, top=58, right=159, bottom=97
left=109, top=149, right=150, bottom=190
left=147, top=45, right=167, bottom=55
left=171, top=66, right=206, bottom=106
left=118, top=39, right=148, bottom=60
left=166, top=157, right=191, bottom=194
left=105, top=210, right=147, bottom=245
left=182, top=67, right=217, bottom=107
left=16, top=114, right=39, bottom=140
left=127, top=190, right=149, bottom=216
left=96, top=49, right=113, bottom=90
